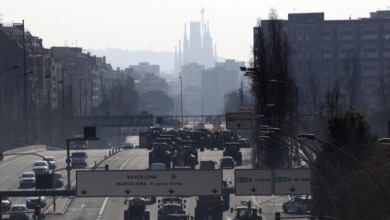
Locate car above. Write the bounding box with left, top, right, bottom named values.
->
left=43, top=156, right=57, bottom=169
left=199, top=160, right=216, bottom=170
left=238, top=138, right=250, bottom=148
left=121, top=142, right=133, bottom=149
left=282, top=195, right=312, bottom=213
left=9, top=204, right=29, bottom=220
left=71, top=151, right=88, bottom=168
left=54, top=172, right=64, bottom=188
left=26, top=196, right=46, bottom=209
left=19, top=172, right=36, bottom=188
left=220, top=156, right=235, bottom=169
left=32, top=160, right=49, bottom=175
left=2, top=197, right=11, bottom=212
left=150, top=163, right=167, bottom=170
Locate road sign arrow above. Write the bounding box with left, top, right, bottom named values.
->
left=124, top=189, right=131, bottom=195
left=250, top=187, right=257, bottom=193
left=168, top=188, right=175, bottom=194
left=81, top=189, right=88, bottom=195
left=211, top=188, right=218, bottom=194
left=289, top=186, right=296, bottom=192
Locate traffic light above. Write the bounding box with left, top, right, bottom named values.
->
left=33, top=206, right=40, bottom=220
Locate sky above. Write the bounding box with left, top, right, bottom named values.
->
left=1, top=0, right=389, bottom=65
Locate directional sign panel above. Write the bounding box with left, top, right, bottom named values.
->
left=235, top=169, right=272, bottom=195
left=226, top=112, right=252, bottom=129
left=274, top=169, right=311, bottom=195
left=238, top=105, right=255, bottom=115
left=76, top=170, right=222, bottom=197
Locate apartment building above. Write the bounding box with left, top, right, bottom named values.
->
left=259, top=10, right=390, bottom=114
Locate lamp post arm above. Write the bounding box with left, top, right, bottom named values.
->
left=261, top=134, right=339, bottom=217
left=268, top=131, right=352, bottom=194
left=267, top=129, right=353, bottom=200
left=298, top=133, right=390, bottom=197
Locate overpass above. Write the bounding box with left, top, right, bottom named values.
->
left=73, top=114, right=226, bottom=128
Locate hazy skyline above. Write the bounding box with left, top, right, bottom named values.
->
left=1, top=0, right=388, bottom=68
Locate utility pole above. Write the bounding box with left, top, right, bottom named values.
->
left=239, top=76, right=244, bottom=105
left=179, top=75, right=183, bottom=123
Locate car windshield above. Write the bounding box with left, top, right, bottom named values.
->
left=22, top=173, right=34, bottom=178
left=11, top=206, right=26, bottom=212
left=34, top=161, right=47, bottom=166
left=163, top=205, right=181, bottom=214
left=54, top=173, right=63, bottom=178
left=72, top=152, right=86, bottom=157
left=44, top=157, right=54, bottom=161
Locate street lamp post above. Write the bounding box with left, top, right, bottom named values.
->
left=239, top=76, right=244, bottom=106
left=17, top=71, right=33, bottom=124
left=259, top=133, right=340, bottom=218
left=179, top=75, right=183, bottom=123
left=0, top=65, right=20, bottom=120
left=79, top=78, right=84, bottom=116
left=70, top=74, right=74, bottom=136
left=298, top=133, right=390, bottom=196
left=47, top=81, right=63, bottom=147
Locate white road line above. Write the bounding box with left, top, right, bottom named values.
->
left=97, top=154, right=134, bottom=220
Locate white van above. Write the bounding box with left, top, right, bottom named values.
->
left=71, top=151, right=88, bottom=168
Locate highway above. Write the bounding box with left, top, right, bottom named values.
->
left=0, top=146, right=312, bottom=220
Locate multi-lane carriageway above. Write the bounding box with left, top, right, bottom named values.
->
left=0, top=147, right=312, bottom=220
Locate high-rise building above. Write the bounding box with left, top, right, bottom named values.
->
left=257, top=10, right=390, bottom=135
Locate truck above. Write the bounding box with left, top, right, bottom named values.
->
left=124, top=197, right=150, bottom=220
left=73, top=135, right=88, bottom=149
left=223, top=142, right=242, bottom=166
left=149, top=142, right=173, bottom=169
left=158, top=197, right=188, bottom=220
left=139, top=127, right=164, bottom=149
left=172, top=145, right=198, bottom=169
left=230, top=201, right=262, bottom=220
left=194, top=196, right=224, bottom=220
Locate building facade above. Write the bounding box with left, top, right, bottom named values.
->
left=258, top=10, right=390, bottom=135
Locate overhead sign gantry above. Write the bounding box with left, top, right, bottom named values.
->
left=76, top=170, right=222, bottom=197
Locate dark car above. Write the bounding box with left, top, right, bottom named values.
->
left=9, top=204, right=29, bottom=220
left=121, top=142, right=133, bottom=149
left=220, top=156, right=235, bottom=169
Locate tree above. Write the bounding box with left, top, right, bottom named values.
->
left=139, top=90, right=174, bottom=115
left=312, top=109, right=382, bottom=219
left=91, top=76, right=139, bottom=115
left=249, top=8, right=293, bottom=168
left=223, top=90, right=240, bottom=113
left=343, top=50, right=361, bottom=109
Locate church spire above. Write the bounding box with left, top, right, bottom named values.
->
left=183, top=23, right=189, bottom=65
left=178, top=40, right=182, bottom=72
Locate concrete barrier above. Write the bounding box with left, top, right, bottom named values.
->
left=3, top=145, right=47, bottom=158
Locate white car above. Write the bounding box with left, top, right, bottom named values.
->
left=19, top=172, right=36, bottom=188
left=32, top=160, right=49, bottom=175
left=26, top=196, right=46, bottom=209
left=43, top=156, right=57, bottom=169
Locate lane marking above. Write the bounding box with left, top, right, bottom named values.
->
left=97, top=153, right=135, bottom=219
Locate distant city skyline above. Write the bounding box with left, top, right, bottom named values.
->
left=1, top=0, right=388, bottom=70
